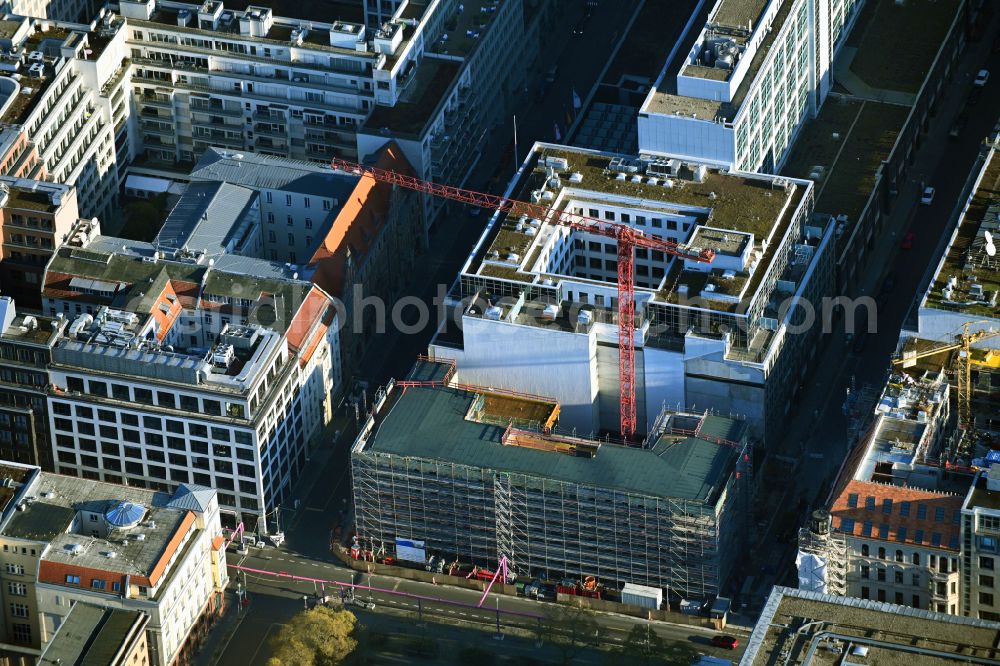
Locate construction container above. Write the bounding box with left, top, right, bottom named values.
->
left=621, top=583, right=663, bottom=610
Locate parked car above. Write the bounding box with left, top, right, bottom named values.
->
left=920, top=187, right=935, bottom=205
left=901, top=231, right=915, bottom=249
left=711, top=635, right=740, bottom=650
left=974, top=69, right=990, bottom=87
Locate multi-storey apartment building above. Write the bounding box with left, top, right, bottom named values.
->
left=0, top=177, right=77, bottom=307
left=961, top=466, right=1000, bottom=620
left=638, top=0, right=865, bottom=172
left=0, top=12, right=131, bottom=222
left=352, top=360, right=753, bottom=600
left=39, top=216, right=341, bottom=527
left=430, top=142, right=834, bottom=443
left=0, top=461, right=227, bottom=665
left=0, top=296, right=64, bottom=469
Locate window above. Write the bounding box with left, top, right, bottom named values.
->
left=911, top=573, right=920, bottom=587
left=896, top=527, right=907, bottom=542
left=934, top=507, right=945, bottom=522
left=861, top=586, right=870, bottom=599
left=288, top=233, right=294, bottom=245
left=861, top=544, right=869, bottom=556
left=982, top=575, right=995, bottom=588
left=980, top=592, right=995, bottom=607
left=6, top=582, right=26, bottom=596
left=6, top=564, right=24, bottom=575
left=10, top=603, right=28, bottom=618
left=877, top=589, right=886, bottom=602
left=911, top=552, right=920, bottom=565
left=883, top=499, right=893, bottom=514
left=12, top=623, right=30, bottom=643
left=865, top=496, right=876, bottom=510
left=112, top=581, right=121, bottom=592
left=112, top=384, right=129, bottom=400
left=67, top=376, right=84, bottom=392
left=912, top=595, right=920, bottom=609
left=265, top=191, right=272, bottom=203
left=305, top=218, right=312, bottom=229
left=861, top=565, right=870, bottom=579
left=65, top=574, right=80, bottom=585
left=895, top=592, right=903, bottom=604
left=917, top=504, right=927, bottom=519
left=840, top=518, right=855, bottom=533
left=877, top=568, right=886, bottom=582
left=914, top=529, right=924, bottom=544
left=91, top=579, right=106, bottom=590
left=981, top=556, right=995, bottom=570
left=894, top=570, right=903, bottom=584
left=847, top=493, right=858, bottom=508
left=900, top=501, right=910, bottom=517
left=895, top=550, right=903, bottom=562
left=304, top=197, right=310, bottom=208
left=285, top=194, right=292, bottom=206
left=878, top=547, right=886, bottom=560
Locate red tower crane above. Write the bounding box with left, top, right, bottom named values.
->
left=330, top=157, right=716, bottom=437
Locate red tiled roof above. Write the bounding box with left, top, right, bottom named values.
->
left=308, top=141, right=414, bottom=299
left=286, top=287, right=332, bottom=352
left=830, top=479, right=963, bottom=551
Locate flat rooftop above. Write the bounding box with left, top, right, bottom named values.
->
left=216, top=0, right=364, bottom=24
left=358, top=369, right=745, bottom=504
left=429, top=0, right=497, bottom=59
left=189, top=147, right=360, bottom=200
left=845, top=0, right=963, bottom=95
left=743, top=587, right=1000, bottom=666
left=39, top=604, right=146, bottom=666
left=1, top=472, right=187, bottom=579
left=1, top=312, right=59, bottom=345
left=137, top=4, right=376, bottom=58
left=362, top=57, right=460, bottom=137
left=5, top=185, right=59, bottom=212
left=782, top=98, right=909, bottom=245
left=711, top=0, right=768, bottom=30
left=923, top=144, right=1000, bottom=318
left=471, top=145, right=804, bottom=310
left=968, top=472, right=1000, bottom=511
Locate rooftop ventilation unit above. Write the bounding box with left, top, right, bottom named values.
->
left=68, top=544, right=84, bottom=556
left=212, top=343, right=236, bottom=368
left=485, top=305, right=503, bottom=320
left=568, top=172, right=583, bottom=183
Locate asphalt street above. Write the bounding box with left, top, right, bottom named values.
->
left=739, top=15, right=1000, bottom=608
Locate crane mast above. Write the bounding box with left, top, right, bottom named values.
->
left=330, top=157, right=715, bottom=437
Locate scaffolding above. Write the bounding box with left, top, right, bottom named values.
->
left=796, top=511, right=848, bottom=596
left=351, top=396, right=753, bottom=600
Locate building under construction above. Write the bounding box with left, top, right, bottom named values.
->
left=351, top=360, right=752, bottom=600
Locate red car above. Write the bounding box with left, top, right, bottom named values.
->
left=901, top=231, right=915, bottom=250
left=711, top=635, right=739, bottom=650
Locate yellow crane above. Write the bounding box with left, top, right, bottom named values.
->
left=893, top=321, right=1000, bottom=433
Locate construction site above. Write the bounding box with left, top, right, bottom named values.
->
left=350, top=359, right=753, bottom=602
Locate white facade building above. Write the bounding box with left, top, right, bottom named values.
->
left=39, top=218, right=340, bottom=526
left=961, top=466, right=1000, bottom=620
left=0, top=461, right=228, bottom=665
left=431, top=143, right=835, bottom=444
left=638, top=0, right=865, bottom=172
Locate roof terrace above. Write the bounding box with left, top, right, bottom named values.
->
left=362, top=57, right=460, bottom=137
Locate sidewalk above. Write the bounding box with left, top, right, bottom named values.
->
left=192, top=591, right=243, bottom=666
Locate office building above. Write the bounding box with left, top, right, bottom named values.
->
left=431, top=143, right=834, bottom=443
left=40, top=215, right=341, bottom=526
left=740, top=586, right=1000, bottom=665
left=0, top=296, right=64, bottom=469
left=0, top=461, right=227, bottom=665
left=638, top=0, right=865, bottom=172
left=352, top=360, right=752, bottom=600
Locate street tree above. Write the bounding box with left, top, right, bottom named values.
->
left=540, top=605, right=600, bottom=665
left=616, top=623, right=667, bottom=665
left=266, top=606, right=359, bottom=666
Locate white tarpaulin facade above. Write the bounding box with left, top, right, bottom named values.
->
left=796, top=551, right=828, bottom=593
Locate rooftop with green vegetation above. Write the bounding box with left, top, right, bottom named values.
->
left=923, top=144, right=1000, bottom=318
left=362, top=58, right=460, bottom=137
left=5, top=186, right=57, bottom=212
left=782, top=98, right=909, bottom=249
left=744, top=587, right=1000, bottom=666
left=845, top=0, right=963, bottom=95
left=470, top=144, right=807, bottom=315
left=358, top=365, right=745, bottom=503
left=0, top=74, right=52, bottom=126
